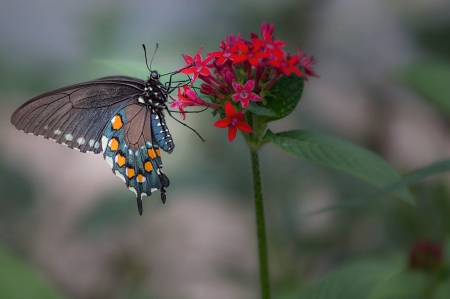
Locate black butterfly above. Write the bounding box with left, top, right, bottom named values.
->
left=11, top=63, right=176, bottom=215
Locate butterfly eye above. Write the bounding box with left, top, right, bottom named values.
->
left=151, top=71, right=159, bottom=79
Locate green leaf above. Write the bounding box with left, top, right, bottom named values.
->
left=396, top=61, right=450, bottom=117
left=299, top=263, right=400, bottom=299
left=311, top=158, right=450, bottom=214
left=266, top=130, right=414, bottom=204
left=369, top=271, right=427, bottom=299
left=247, top=101, right=277, bottom=117
left=0, top=246, right=65, bottom=299
left=258, top=74, right=304, bottom=122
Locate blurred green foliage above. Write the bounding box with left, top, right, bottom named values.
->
left=0, top=245, right=65, bottom=299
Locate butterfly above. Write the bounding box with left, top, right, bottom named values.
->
left=11, top=64, right=177, bottom=215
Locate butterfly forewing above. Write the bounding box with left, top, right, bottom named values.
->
left=11, top=77, right=146, bottom=153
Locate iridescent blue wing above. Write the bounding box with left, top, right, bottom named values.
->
left=102, top=99, right=174, bottom=214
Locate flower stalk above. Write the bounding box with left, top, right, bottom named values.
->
left=250, top=146, right=271, bottom=299
left=174, top=22, right=318, bottom=299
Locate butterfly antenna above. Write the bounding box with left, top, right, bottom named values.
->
left=166, top=109, right=205, bottom=142
left=142, top=43, right=159, bottom=72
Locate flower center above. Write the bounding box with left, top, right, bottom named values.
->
left=229, top=117, right=239, bottom=127
left=240, top=90, right=249, bottom=98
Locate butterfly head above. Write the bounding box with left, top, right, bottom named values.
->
left=141, top=70, right=169, bottom=106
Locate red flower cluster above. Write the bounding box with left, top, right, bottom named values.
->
left=171, top=22, right=318, bottom=142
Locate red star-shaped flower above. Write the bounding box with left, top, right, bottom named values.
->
left=214, top=102, right=253, bottom=142
left=171, top=85, right=212, bottom=120
left=232, top=41, right=269, bottom=67
left=252, top=24, right=286, bottom=58
left=269, top=54, right=302, bottom=76
left=298, top=47, right=319, bottom=80
left=180, top=46, right=213, bottom=83
left=231, top=80, right=262, bottom=108
left=209, top=41, right=238, bottom=65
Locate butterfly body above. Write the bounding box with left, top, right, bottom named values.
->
left=11, top=70, right=174, bottom=215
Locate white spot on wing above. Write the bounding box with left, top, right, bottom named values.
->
left=111, top=116, right=117, bottom=124
left=77, top=137, right=85, bottom=145
left=64, top=134, right=73, bottom=141
left=54, top=129, right=62, bottom=135
left=101, top=136, right=108, bottom=154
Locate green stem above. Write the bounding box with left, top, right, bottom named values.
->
left=250, top=147, right=271, bottom=299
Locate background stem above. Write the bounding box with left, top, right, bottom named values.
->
left=250, top=147, right=271, bottom=299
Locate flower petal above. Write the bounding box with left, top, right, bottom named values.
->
left=243, top=80, right=255, bottom=91
left=214, top=118, right=231, bottom=128
left=240, top=98, right=249, bottom=108
left=224, top=101, right=236, bottom=118
left=236, top=121, right=253, bottom=133
left=228, top=126, right=237, bottom=142
left=232, top=81, right=243, bottom=92
left=232, top=93, right=241, bottom=102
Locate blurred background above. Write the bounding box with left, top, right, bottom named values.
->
left=1, top=0, right=450, bottom=298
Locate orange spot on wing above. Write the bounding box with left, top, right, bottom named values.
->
left=115, top=153, right=126, bottom=167
left=144, top=161, right=153, bottom=172
left=137, top=173, right=146, bottom=183
left=147, top=148, right=157, bottom=159
left=155, top=148, right=161, bottom=157
left=111, top=115, right=123, bottom=130
left=109, top=138, right=119, bottom=151
left=126, top=167, right=135, bottom=179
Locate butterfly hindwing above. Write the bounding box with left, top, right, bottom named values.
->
left=102, top=101, right=171, bottom=215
